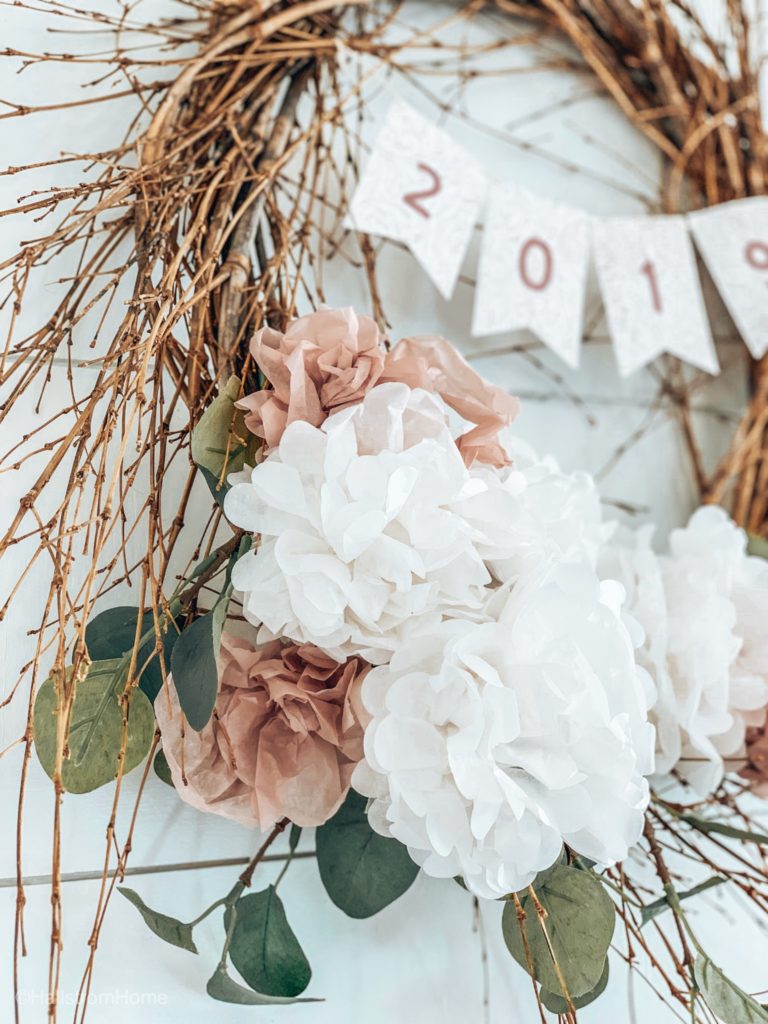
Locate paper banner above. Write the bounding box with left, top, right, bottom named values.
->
left=472, top=183, right=589, bottom=368
left=591, top=216, right=719, bottom=377
left=346, top=100, right=487, bottom=299
left=688, top=197, right=768, bottom=359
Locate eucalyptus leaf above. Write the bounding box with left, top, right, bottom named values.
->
left=33, top=660, right=155, bottom=793
left=85, top=605, right=180, bottom=703
left=170, top=599, right=228, bottom=732
left=206, top=967, right=318, bottom=1006
left=694, top=954, right=768, bottom=1023
left=501, top=864, right=615, bottom=999
left=224, top=886, right=310, bottom=997
left=540, top=959, right=609, bottom=1013
left=118, top=887, right=197, bottom=953
left=681, top=813, right=768, bottom=846
left=153, top=748, right=174, bottom=787
left=641, top=876, right=727, bottom=926
left=747, top=533, right=768, bottom=560
left=191, top=376, right=259, bottom=506
left=316, top=790, right=419, bottom=919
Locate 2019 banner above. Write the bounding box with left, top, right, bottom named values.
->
left=348, top=100, right=768, bottom=376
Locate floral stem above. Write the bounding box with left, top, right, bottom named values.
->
left=188, top=896, right=227, bottom=929
left=239, top=819, right=289, bottom=889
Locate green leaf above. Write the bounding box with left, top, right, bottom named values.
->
left=747, top=533, right=768, bottom=560
left=224, top=886, right=310, bottom=998
left=540, top=959, right=610, bottom=1014
left=85, top=606, right=180, bottom=703
left=288, top=824, right=302, bottom=853
left=501, top=864, right=615, bottom=999
left=191, top=376, right=260, bottom=506
left=694, top=954, right=768, bottom=1023
left=641, top=876, right=727, bottom=926
left=153, top=748, right=174, bottom=787
left=118, top=887, right=197, bottom=953
left=206, top=967, right=318, bottom=1006
left=315, top=790, right=419, bottom=919
left=33, top=660, right=155, bottom=793
left=170, top=600, right=228, bottom=732
left=681, top=813, right=768, bottom=846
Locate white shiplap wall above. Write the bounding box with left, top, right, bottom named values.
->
left=1, top=3, right=765, bottom=1022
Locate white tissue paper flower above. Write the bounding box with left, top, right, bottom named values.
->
left=472, top=435, right=611, bottom=583
left=600, top=506, right=768, bottom=796
left=352, top=561, right=654, bottom=898
left=224, top=383, right=520, bottom=664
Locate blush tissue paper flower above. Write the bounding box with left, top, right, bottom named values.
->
left=381, top=335, right=519, bottom=467
left=352, top=561, right=654, bottom=899
left=224, top=382, right=521, bottom=664
left=156, top=632, right=369, bottom=829
left=237, top=307, right=386, bottom=448
left=236, top=307, right=518, bottom=466
left=600, top=506, right=768, bottom=796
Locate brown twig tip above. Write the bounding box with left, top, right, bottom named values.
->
left=239, top=818, right=289, bottom=888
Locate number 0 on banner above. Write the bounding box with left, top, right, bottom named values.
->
left=473, top=184, right=589, bottom=369
left=519, top=238, right=553, bottom=291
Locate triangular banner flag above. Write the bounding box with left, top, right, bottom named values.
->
left=472, top=183, right=589, bottom=368
left=347, top=100, right=487, bottom=300
left=688, top=196, right=768, bottom=359
left=592, top=215, right=719, bottom=377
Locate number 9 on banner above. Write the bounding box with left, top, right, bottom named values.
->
left=688, top=198, right=768, bottom=360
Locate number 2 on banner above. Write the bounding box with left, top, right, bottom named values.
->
left=640, top=260, right=663, bottom=313
left=403, top=163, right=442, bottom=219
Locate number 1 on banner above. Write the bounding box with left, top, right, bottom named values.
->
left=640, top=260, right=663, bottom=313
left=592, top=215, right=717, bottom=376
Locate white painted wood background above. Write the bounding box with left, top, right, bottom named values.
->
left=1, top=2, right=767, bottom=1021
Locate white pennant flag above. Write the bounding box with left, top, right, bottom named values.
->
left=472, top=183, right=589, bottom=368
left=592, top=216, right=718, bottom=377
left=347, top=100, right=487, bottom=300
left=688, top=197, right=768, bottom=359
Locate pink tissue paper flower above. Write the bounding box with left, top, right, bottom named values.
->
left=156, top=632, right=369, bottom=829
left=238, top=306, right=518, bottom=467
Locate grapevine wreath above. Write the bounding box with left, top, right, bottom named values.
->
left=2, top=1, right=768, bottom=1021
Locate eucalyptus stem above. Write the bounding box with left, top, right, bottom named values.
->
left=274, top=847, right=296, bottom=890
left=217, top=883, right=245, bottom=971
left=188, top=897, right=228, bottom=930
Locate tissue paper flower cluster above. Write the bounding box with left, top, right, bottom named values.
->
left=600, top=506, right=768, bottom=795
left=211, top=308, right=656, bottom=897
left=54, top=307, right=768, bottom=1013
